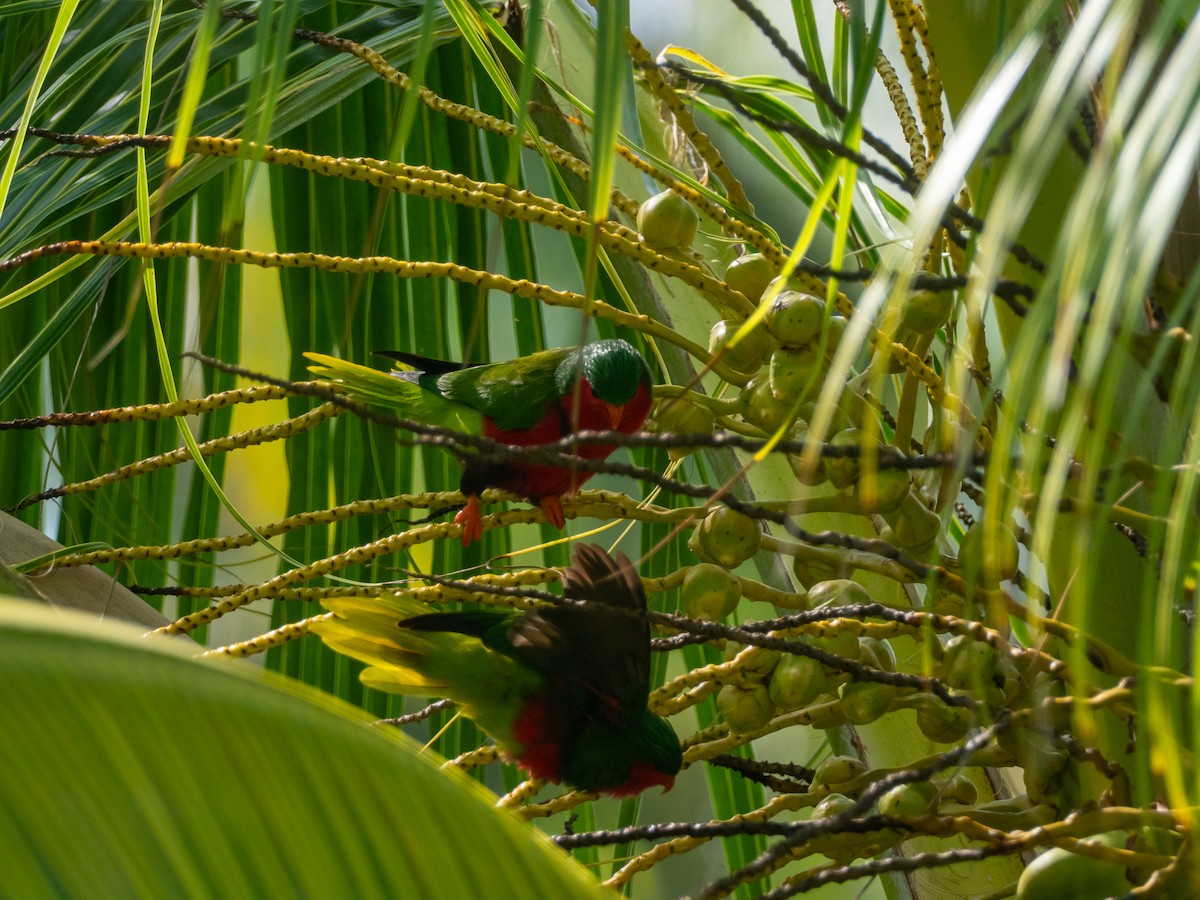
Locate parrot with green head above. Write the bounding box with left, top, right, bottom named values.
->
left=306, top=339, right=653, bottom=546
left=311, top=543, right=682, bottom=796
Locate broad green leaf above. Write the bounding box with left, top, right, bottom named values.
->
left=0, top=600, right=609, bottom=900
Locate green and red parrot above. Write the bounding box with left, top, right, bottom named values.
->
left=306, top=339, right=653, bottom=546
left=311, top=543, right=682, bottom=796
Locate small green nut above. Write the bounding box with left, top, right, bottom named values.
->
left=813, top=755, right=866, bottom=790
left=821, top=315, right=848, bottom=353
left=737, top=646, right=783, bottom=680
left=806, top=624, right=864, bottom=667
left=797, top=400, right=850, bottom=434
left=900, top=289, right=954, bottom=335
left=768, top=345, right=823, bottom=402
left=1014, top=730, right=1069, bottom=803
left=690, top=505, right=761, bottom=568
left=822, top=427, right=878, bottom=489
left=725, top=252, right=776, bottom=302
left=739, top=375, right=795, bottom=432
left=855, top=468, right=911, bottom=515
left=807, top=578, right=873, bottom=608
left=926, top=588, right=963, bottom=616
left=940, top=635, right=999, bottom=691
left=958, top=520, right=1022, bottom=582
left=681, top=563, right=741, bottom=621
left=785, top=424, right=827, bottom=486
left=792, top=548, right=844, bottom=588
left=886, top=493, right=942, bottom=553
left=787, top=452, right=828, bottom=486
left=858, top=636, right=897, bottom=672
left=805, top=699, right=848, bottom=730
left=916, top=697, right=972, bottom=744
left=709, top=318, right=772, bottom=375
left=765, top=290, right=827, bottom=346
left=812, top=791, right=856, bottom=819
left=921, top=420, right=956, bottom=456
left=809, top=628, right=861, bottom=664
left=937, top=774, right=978, bottom=806
left=637, top=190, right=700, bottom=250
left=716, top=683, right=775, bottom=733
left=878, top=782, right=938, bottom=817
left=839, top=680, right=895, bottom=725
left=1016, top=832, right=1129, bottom=900
left=767, top=652, right=827, bottom=709
left=651, top=397, right=715, bottom=461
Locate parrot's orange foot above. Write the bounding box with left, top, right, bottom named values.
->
left=538, top=496, right=566, bottom=530
left=454, top=495, right=484, bottom=547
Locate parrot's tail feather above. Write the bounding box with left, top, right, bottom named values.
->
left=313, top=596, right=488, bottom=698
left=304, top=351, right=481, bottom=434
left=360, top=667, right=447, bottom=694
left=312, top=595, right=543, bottom=757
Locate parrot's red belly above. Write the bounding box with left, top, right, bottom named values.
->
left=481, top=379, right=651, bottom=501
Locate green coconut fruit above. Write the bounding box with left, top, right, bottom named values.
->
left=716, top=683, right=776, bottom=733
left=792, top=548, right=844, bottom=589
left=1016, top=832, right=1129, bottom=900
left=690, top=505, right=761, bottom=568
left=900, top=289, right=954, bottom=335
left=709, top=318, right=773, bottom=374
left=637, top=190, right=700, bottom=250
left=739, top=375, right=796, bottom=432
left=768, top=345, right=824, bottom=402
left=839, top=680, right=895, bottom=725
left=812, top=792, right=856, bottom=819
left=941, top=635, right=1000, bottom=691
left=681, top=563, right=742, bottom=621
left=768, top=652, right=827, bottom=709
left=808, top=578, right=873, bottom=608
left=651, top=397, right=715, bottom=461
left=821, top=314, right=848, bottom=353
left=725, top=252, right=776, bottom=302
left=958, top=519, right=1022, bottom=582
left=916, top=697, right=972, bottom=744
left=938, top=774, right=978, bottom=806
left=813, top=755, right=866, bottom=791
left=765, top=291, right=827, bottom=347
left=858, top=636, right=897, bottom=672
left=878, top=782, right=939, bottom=817
left=823, top=427, right=878, bottom=489
left=855, top=467, right=911, bottom=515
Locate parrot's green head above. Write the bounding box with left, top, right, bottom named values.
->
left=568, top=339, right=652, bottom=405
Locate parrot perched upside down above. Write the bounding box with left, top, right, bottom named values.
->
left=306, top=339, right=653, bottom=546
left=311, top=543, right=682, bottom=796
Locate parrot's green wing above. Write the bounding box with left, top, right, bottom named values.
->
left=305, top=352, right=482, bottom=434
left=311, top=595, right=543, bottom=753
left=432, top=346, right=580, bottom=431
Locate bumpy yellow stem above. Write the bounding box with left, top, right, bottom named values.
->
left=624, top=31, right=753, bottom=214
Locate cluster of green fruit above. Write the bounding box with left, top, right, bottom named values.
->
left=636, top=189, right=1187, bottom=892
left=703, top=579, right=902, bottom=734
left=801, top=754, right=980, bottom=863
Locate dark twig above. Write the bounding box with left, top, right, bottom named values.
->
left=757, top=841, right=1023, bottom=899
left=694, top=723, right=1007, bottom=898
left=708, top=754, right=814, bottom=792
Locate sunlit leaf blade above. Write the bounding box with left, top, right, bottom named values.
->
left=0, top=600, right=609, bottom=900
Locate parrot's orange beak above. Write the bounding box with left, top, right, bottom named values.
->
left=606, top=402, right=625, bottom=430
